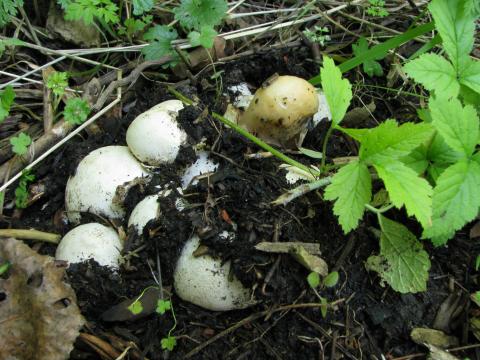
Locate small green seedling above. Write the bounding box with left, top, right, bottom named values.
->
left=142, top=0, right=227, bottom=62
left=307, top=271, right=339, bottom=318
left=476, top=255, right=480, bottom=271
left=46, top=72, right=68, bottom=97
left=127, top=299, right=144, bottom=315
left=0, top=85, right=15, bottom=123
left=307, top=271, right=339, bottom=289
left=303, top=26, right=331, bottom=47
left=10, top=132, right=32, bottom=156
left=352, top=37, right=384, bottom=77
left=366, top=0, right=389, bottom=18
left=15, top=170, right=35, bottom=209
left=64, top=98, right=91, bottom=125
left=156, top=298, right=177, bottom=352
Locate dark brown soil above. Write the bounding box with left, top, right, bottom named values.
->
left=3, top=47, right=480, bottom=360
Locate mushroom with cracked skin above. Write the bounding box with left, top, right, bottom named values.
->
left=126, top=100, right=187, bottom=165
left=173, top=235, right=252, bottom=311
left=65, top=146, right=150, bottom=223
left=238, top=75, right=320, bottom=148
left=55, top=223, right=123, bottom=268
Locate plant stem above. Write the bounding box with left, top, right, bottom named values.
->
left=167, top=86, right=194, bottom=106
left=212, top=112, right=316, bottom=175
left=320, top=126, right=334, bottom=172
left=0, top=229, right=61, bottom=244
left=365, top=203, right=394, bottom=215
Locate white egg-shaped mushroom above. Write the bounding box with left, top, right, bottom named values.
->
left=65, top=146, right=150, bottom=223
left=174, top=235, right=252, bottom=311
left=181, top=151, right=219, bottom=189
left=55, top=223, right=122, bottom=268
left=128, top=195, right=160, bottom=235
left=126, top=100, right=187, bottom=165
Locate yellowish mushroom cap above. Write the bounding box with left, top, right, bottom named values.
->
left=239, top=75, right=319, bottom=147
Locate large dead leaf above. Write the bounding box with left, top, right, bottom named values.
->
left=0, top=238, right=85, bottom=360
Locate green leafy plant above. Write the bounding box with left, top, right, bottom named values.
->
left=46, top=72, right=69, bottom=114
left=0, top=0, right=23, bottom=28
left=352, top=37, right=384, bottom=77
left=64, top=98, right=91, bottom=125
left=156, top=298, right=177, bottom=352
left=403, top=0, right=479, bottom=102
left=132, top=0, right=154, bottom=15
left=142, top=25, right=179, bottom=61
left=60, top=0, right=120, bottom=25
left=142, top=0, right=227, bottom=61
left=15, top=170, right=35, bottom=209
left=303, top=26, right=331, bottom=47
left=307, top=271, right=339, bottom=318
left=366, top=0, right=389, bottom=17
left=10, top=132, right=32, bottom=156
left=0, top=85, right=15, bottom=123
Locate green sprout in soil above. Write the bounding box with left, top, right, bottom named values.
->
left=15, top=170, right=35, bottom=209
left=127, top=287, right=178, bottom=352
left=366, top=0, right=389, bottom=18
left=302, top=26, right=330, bottom=47
left=307, top=271, right=339, bottom=318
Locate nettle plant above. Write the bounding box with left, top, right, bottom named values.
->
left=317, top=0, right=479, bottom=292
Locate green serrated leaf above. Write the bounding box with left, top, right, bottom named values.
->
left=428, top=0, right=475, bottom=71
left=324, top=160, right=372, bottom=233
left=403, top=53, right=459, bottom=98
left=132, top=0, right=153, bottom=15
left=10, top=132, right=32, bottom=156
left=156, top=299, right=172, bottom=315
left=427, top=133, right=463, bottom=164
left=360, top=119, right=434, bottom=163
left=423, top=159, right=480, bottom=245
left=142, top=25, right=178, bottom=61
left=64, top=98, right=90, bottom=125
left=188, top=26, right=217, bottom=49
left=173, top=0, right=228, bottom=31
left=402, top=145, right=429, bottom=174
left=128, top=300, right=143, bottom=315
left=323, top=271, right=339, bottom=288
left=459, top=58, right=480, bottom=95
left=366, top=215, right=430, bottom=293
left=320, top=56, right=352, bottom=126
left=374, top=160, right=432, bottom=228
left=307, top=272, right=320, bottom=288
left=429, top=96, right=479, bottom=156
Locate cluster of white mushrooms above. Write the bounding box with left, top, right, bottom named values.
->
left=55, top=76, right=329, bottom=311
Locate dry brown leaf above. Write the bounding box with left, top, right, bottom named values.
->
left=0, top=238, right=85, bottom=360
